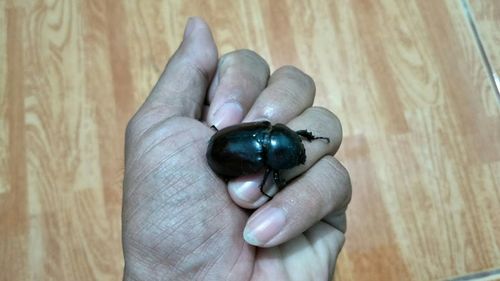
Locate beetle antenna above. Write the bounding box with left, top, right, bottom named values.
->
left=210, top=125, right=219, bottom=131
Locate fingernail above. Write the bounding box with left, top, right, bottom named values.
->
left=243, top=207, right=286, bottom=246
left=183, top=17, right=196, bottom=39
left=230, top=176, right=269, bottom=204
left=212, top=102, right=243, bottom=129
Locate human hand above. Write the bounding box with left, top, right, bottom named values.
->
left=122, top=17, right=351, bottom=281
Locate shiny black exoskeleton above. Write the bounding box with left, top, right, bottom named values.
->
left=206, top=121, right=329, bottom=198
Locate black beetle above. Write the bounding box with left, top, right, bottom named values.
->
left=206, top=121, right=329, bottom=198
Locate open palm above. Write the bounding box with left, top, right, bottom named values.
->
left=122, top=18, right=351, bottom=281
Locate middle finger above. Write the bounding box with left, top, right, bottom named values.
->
left=243, top=65, right=316, bottom=123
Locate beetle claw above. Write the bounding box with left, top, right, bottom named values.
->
left=260, top=189, right=273, bottom=199
left=296, top=130, right=330, bottom=143
left=259, top=169, right=273, bottom=199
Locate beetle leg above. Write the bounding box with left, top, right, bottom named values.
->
left=210, top=125, right=219, bottom=131
left=295, top=130, right=330, bottom=143
left=259, top=168, right=273, bottom=199
left=273, top=170, right=287, bottom=191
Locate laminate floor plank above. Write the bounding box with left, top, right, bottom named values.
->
left=0, top=1, right=498, bottom=280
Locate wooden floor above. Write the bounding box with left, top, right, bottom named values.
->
left=1, top=0, right=499, bottom=280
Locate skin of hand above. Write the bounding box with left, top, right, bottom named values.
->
left=122, top=17, right=351, bottom=281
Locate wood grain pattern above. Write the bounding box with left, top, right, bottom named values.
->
left=1, top=1, right=499, bottom=280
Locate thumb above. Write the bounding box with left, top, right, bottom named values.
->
left=175, top=17, right=219, bottom=81
left=139, top=17, right=218, bottom=122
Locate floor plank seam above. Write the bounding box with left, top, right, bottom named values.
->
left=444, top=268, right=500, bottom=281
left=460, top=0, right=500, bottom=102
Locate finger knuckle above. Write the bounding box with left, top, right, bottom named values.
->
left=233, top=49, right=261, bottom=61
left=219, top=51, right=237, bottom=65
left=325, top=157, right=351, bottom=192
left=218, top=50, right=270, bottom=85
left=276, top=65, right=303, bottom=77
left=222, top=49, right=268, bottom=67
left=308, top=107, right=343, bottom=139
left=255, top=88, right=307, bottom=119
left=275, top=65, right=315, bottom=90
left=308, top=107, right=338, bottom=123
left=164, top=62, right=209, bottom=94
left=271, top=85, right=304, bottom=102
